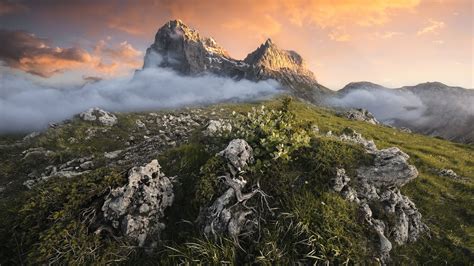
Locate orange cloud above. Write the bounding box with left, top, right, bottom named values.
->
left=375, top=31, right=404, bottom=39
left=283, top=0, right=420, bottom=28
left=417, top=19, right=445, bottom=35
left=0, top=29, right=142, bottom=78
left=329, top=30, right=351, bottom=42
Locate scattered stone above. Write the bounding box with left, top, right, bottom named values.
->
left=438, top=169, right=459, bottom=179
left=339, top=129, right=377, bottom=153
left=79, top=107, right=118, bottom=126
left=21, top=147, right=54, bottom=160
left=105, top=150, right=123, bottom=159
left=79, top=161, right=94, bottom=170
left=101, top=160, right=174, bottom=247
left=85, top=128, right=97, bottom=140
left=136, top=120, right=146, bottom=129
left=49, top=122, right=59, bottom=128
left=204, top=119, right=232, bottom=136
left=400, top=127, right=412, bottom=133
left=23, top=131, right=40, bottom=141
left=331, top=168, right=350, bottom=192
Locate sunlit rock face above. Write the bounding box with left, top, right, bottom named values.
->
left=142, top=19, right=333, bottom=102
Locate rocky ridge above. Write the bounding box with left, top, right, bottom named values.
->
left=143, top=20, right=332, bottom=102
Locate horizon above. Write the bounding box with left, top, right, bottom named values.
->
left=0, top=0, right=472, bottom=89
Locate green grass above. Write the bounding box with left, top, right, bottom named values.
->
left=0, top=97, right=472, bottom=264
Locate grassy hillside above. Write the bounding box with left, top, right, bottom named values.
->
left=0, top=98, right=472, bottom=264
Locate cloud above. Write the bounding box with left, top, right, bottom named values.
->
left=0, top=0, right=28, bottom=15
left=0, top=29, right=143, bottom=78
left=14, top=0, right=421, bottom=41
left=283, top=0, right=420, bottom=28
left=0, top=58, right=280, bottom=133
left=329, top=29, right=351, bottom=42
left=328, top=89, right=427, bottom=122
left=0, top=29, right=94, bottom=77
left=417, top=19, right=445, bottom=35
left=375, top=31, right=404, bottom=39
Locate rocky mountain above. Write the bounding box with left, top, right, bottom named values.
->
left=334, top=81, right=474, bottom=144
left=142, top=20, right=332, bottom=102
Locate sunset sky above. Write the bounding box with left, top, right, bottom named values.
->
left=0, top=0, right=472, bottom=89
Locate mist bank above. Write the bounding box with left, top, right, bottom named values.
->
left=328, top=82, right=474, bottom=143
left=0, top=68, right=280, bottom=133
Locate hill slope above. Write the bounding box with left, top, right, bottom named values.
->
left=0, top=98, right=472, bottom=264
left=334, top=81, right=474, bottom=144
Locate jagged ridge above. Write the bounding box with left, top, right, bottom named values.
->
left=143, top=20, right=333, bottom=102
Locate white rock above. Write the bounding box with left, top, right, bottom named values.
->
left=79, top=107, right=118, bottom=126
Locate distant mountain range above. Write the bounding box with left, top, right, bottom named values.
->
left=141, top=20, right=473, bottom=144
left=335, top=81, right=474, bottom=144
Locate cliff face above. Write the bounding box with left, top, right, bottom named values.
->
left=143, top=20, right=333, bottom=102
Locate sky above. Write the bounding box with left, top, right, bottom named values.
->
left=0, top=0, right=472, bottom=89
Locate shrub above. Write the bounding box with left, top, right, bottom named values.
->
left=229, top=98, right=311, bottom=161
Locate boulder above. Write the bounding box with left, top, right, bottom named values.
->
left=339, top=130, right=377, bottom=153
left=357, top=147, right=418, bottom=188
left=332, top=130, right=427, bottom=263
left=198, top=139, right=267, bottom=241
left=79, top=107, right=118, bottom=126
left=343, top=108, right=379, bottom=125
left=203, top=119, right=232, bottom=136
left=217, top=139, right=254, bottom=174
left=101, top=160, right=174, bottom=247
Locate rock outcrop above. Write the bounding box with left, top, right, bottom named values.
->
left=203, top=119, right=232, bottom=137
left=197, top=139, right=269, bottom=241
left=101, top=160, right=174, bottom=247
left=333, top=130, right=428, bottom=263
left=142, top=20, right=333, bottom=102
left=79, top=107, right=118, bottom=126
left=24, top=155, right=94, bottom=189
left=342, top=108, right=379, bottom=125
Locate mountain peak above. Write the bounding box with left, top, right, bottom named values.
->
left=264, top=38, right=274, bottom=46
left=243, top=39, right=313, bottom=79
left=142, top=19, right=330, bottom=101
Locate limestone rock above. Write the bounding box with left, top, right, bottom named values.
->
left=105, top=150, right=123, bottom=159
left=198, top=139, right=266, bottom=241
left=331, top=130, right=427, bottom=263
left=339, top=130, right=377, bottom=153
left=217, top=139, right=254, bottom=174
left=343, top=108, right=379, bottom=125
left=204, top=119, right=232, bottom=136
left=331, top=168, right=350, bottom=192
left=101, top=160, right=174, bottom=247
left=439, top=168, right=459, bottom=179
left=357, top=147, right=418, bottom=188
left=79, top=107, right=118, bottom=126
left=21, top=147, right=54, bottom=160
